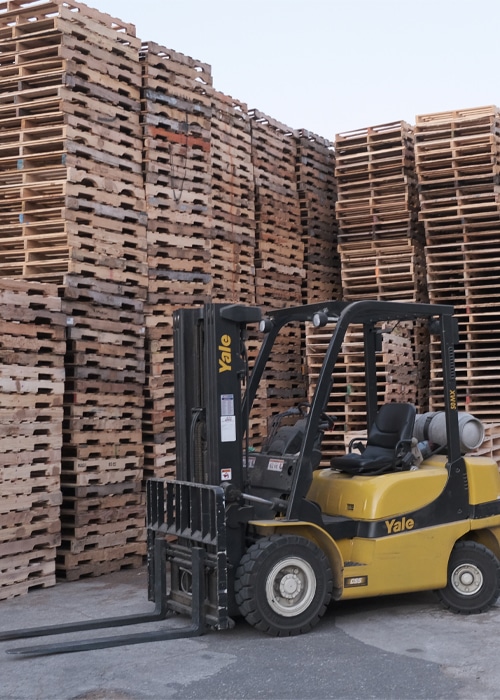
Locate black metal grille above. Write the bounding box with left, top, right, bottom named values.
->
left=165, top=480, right=225, bottom=546
left=147, top=478, right=226, bottom=545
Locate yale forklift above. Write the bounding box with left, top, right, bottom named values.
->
left=3, top=299, right=500, bottom=655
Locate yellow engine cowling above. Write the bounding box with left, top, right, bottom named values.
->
left=463, top=456, right=500, bottom=504
left=307, top=460, right=448, bottom=520
left=308, top=454, right=500, bottom=521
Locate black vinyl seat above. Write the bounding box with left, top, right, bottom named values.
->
left=265, top=419, right=307, bottom=456
left=330, top=403, right=417, bottom=476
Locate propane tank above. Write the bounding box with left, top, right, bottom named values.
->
left=413, top=412, right=485, bottom=454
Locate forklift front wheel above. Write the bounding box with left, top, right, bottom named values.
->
left=234, top=535, right=333, bottom=636
left=437, top=541, right=500, bottom=614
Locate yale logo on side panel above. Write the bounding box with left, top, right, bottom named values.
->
left=385, top=517, right=415, bottom=534
left=219, top=334, right=232, bottom=373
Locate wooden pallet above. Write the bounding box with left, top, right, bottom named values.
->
left=0, top=548, right=56, bottom=601
left=56, top=541, right=145, bottom=581
left=339, top=238, right=427, bottom=302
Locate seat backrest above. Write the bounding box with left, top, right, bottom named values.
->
left=367, top=402, right=416, bottom=451
left=265, top=419, right=307, bottom=455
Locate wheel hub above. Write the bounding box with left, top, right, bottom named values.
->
left=451, top=563, right=483, bottom=596
left=280, top=571, right=303, bottom=599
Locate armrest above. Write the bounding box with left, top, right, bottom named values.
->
left=348, top=438, right=366, bottom=454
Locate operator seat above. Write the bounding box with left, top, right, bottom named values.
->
left=265, top=419, right=307, bottom=456
left=330, top=402, right=416, bottom=476
left=264, top=418, right=323, bottom=470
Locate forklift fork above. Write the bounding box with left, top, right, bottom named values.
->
left=0, top=478, right=227, bottom=656
left=0, top=538, right=207, bottom=656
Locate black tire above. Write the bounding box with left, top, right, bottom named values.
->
left=437, top=541, right=500, bottom=614
left=234, top=535, right=333, bottom=636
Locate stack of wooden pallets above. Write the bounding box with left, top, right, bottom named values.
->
left=141, top=41, right=213, bottom=308
left=313, top=121, right=429, bottom=447
left=248, top=111, right=307, bottom=441
left=304, top=322, right=349, bottom=457
left=56, top=2, right=147, bottom=579
left=335, top=121, right=426, bottom=301
left=0, top=0, right=146, bottom=284
left=61, top=2, right=147, bottom=580
left=59, top=274, right=146, bottom=581
left=210, top=92, right=256, bottom=305
left=0, top=0, right=148, bottom=580
left=415, top=105, right=500, bottom=422
left=140, top=41, right=213, bottom=480
left=296, top=130, right=341, bottom=459
left=295, top=130, right=340, bottom=304
left=0, top=279, right=65, bottom=599
left=0, top=1, right=66, bottom=280
left=250, top=110, right=305, bottom=307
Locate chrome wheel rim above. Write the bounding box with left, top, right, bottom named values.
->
left=451, top=563, right=483, bottom=596
left=265, top=557, right=316, bottom=617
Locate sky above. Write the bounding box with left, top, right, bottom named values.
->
left=92, top=0, right=498, bottom=142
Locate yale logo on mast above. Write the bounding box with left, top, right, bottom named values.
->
left=385, top=516, right=415, bottom=534
left=219, top=334, right=232, bottom=373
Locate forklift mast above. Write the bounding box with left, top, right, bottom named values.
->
left=173, top=303, right=262, bottom=489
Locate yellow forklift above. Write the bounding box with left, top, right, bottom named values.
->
left=3, top=300, right=500, bottom=654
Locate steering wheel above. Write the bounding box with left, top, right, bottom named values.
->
left=298, top=401, right=336, bottom=429
left=297, top=401, right=310, bottom=416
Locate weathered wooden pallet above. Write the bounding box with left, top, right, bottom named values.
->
left=141, top=39, right=212, bottom=94
left=62, top=275, right=145, bottom=307
left=61, top=490, right=145, bottom=524
left=0, top=529, right=60, bottom=558
left=0, top=495, right=58, bottom=525
left=56, top=542, right=145, bottom=581
left=66, top=314, right=144, bottom=344
left=0, top=549, right=56, bottom=601
left=60, top=522, right=145, bottom=554
left=0, top=516, right=60, bottom=548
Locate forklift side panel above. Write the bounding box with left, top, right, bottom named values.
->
left=338, top=520, right=470, bottom=599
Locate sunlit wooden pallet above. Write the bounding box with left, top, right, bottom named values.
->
left=141, top=40, right=212, bottom=102
left=0, top=549, right=56, bottom=601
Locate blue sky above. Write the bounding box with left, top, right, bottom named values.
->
left=94, top=0, right=498, bottom=142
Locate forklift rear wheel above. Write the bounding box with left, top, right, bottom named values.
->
left=234, top=535, right=333, bottom=636
left=437, top=541, right=500, bottom=614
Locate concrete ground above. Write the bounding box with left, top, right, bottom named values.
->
left=1, top=566, right=500, bottom=700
